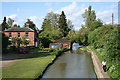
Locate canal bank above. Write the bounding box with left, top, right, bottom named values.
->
left=86, top=46, right=110, bottom=80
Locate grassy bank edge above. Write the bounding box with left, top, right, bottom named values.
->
left=88, top=46, right=119, bottom=79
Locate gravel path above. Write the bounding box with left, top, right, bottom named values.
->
left=1, top=60, right=16, bottom=68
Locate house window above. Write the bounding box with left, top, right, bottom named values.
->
left=9, top=33, right=11, bottom=37
left=18, top=33, right=20, bottom=37
left=26, top=32, right=28, bottom=37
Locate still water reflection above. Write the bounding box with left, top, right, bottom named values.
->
left=42, top=47, right=96, bottom=78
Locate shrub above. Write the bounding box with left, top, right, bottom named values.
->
left=39, top=43, right=43, bottom=49
left=2, top=32, right=9, bottom=51
left=42, top=48, right=57, bottom=52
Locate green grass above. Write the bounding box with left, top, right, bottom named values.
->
left=88, top=46, right=120, bottom=79
left=3, top=55, right=55, bottom=78
left=2, top=48, right=66, bottom=79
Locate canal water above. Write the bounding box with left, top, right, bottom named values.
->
left=42, top=45, right=96, bottom=78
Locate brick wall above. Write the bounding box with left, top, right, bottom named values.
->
left=4, top=31, right=34, bottom=46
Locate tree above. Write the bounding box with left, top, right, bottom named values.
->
left=90, top=19, right=103, bottom=31
left=41, top=18, right=54, bottom=31
left=41, top=11, right=60, bottom=31
left=1, top=17, right=9, bottom=31
left=40, top=11, right=63, bottom=47
left=103, top=26, right=120, bottom=60
left=11, top=37, right=17, bottom=46
left=7, top=18, right=14, bottom=28
left=39, top=43, right=43, bottom=49
left=66, top=30, right=76, bottom=42
left=67, top=19, right=74, bottom=30
left=82, top=5, right=96, bottom=28
left=16, top=37, right=22, bottom=48
left=22, top=36, right=30, bottom=47
left=2, top=32, right=9, bottom=51
left=46, top=11, right=60, bottom=28
left=24, top=19, right=36, bottom=32
left=79, top=25, right=89, bottom=45
left=58, top=11, right=70, bottom=37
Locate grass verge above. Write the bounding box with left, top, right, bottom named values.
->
left=88, top=46, right=120, bottom=79
left=2, top=48, right=68, bottom=79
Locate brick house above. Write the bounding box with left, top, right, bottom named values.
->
left=4, top=24, right=40, bottom=47
left=50, top=40, right=71, bottom=49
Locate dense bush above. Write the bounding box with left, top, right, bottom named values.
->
left=50, top=48, right=68, bottom=55
left=103, top=26, right=120, bottom=60
left=88, top=25, right=120, bottom=78
left=39, top=37, right=52, bottom=48
left=2, top=32, right=9, bottom=51
left=42, top=48, right=57, bottom=52
left=88, top=25, right=114, bottom=48
left=39, top=43, right=43, bottom=49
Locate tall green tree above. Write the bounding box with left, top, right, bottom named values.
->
left=24, top=19, right=36, bottom=32
left=7, top=18, right=14, bottom=28
left=66, top=30, right=76, bottom=42
left=90, top=19, right=103, bottom=31
left=82, top=5, right=96, bottom=28
left=41, top=18, right=54, bottom=31
left=1, top=17, right=9, bottom=31
left=2, top=32, right=9, bottom=51
left=67, top=19, right=74, bottom=30
left=79, top=25, right=89, bottom=45
left=58, top=11, right=70, bottom=37
left=41, top=11, right=60, bottom=31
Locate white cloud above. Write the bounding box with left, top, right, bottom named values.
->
left=5, top=14, right=25, bottom=27
left=29, top=16, right=44, bottom=29
left=96, top=9, right=118, bottom=24
left=110, top=4, right=118, bottom=9
left=7, top=14, right=18, bottom=20
left=48, top=8, right=53, bottom=12
left=55, top=2, right=86, bottom=30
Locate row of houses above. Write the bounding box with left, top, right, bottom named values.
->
left=3, top=24, right=71, bottom=49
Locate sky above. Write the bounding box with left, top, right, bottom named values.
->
left=0, top=0, right=119, bottom=31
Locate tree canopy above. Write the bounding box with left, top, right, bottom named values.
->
left=24, top=19, right=37, bottom=32
left=58, top=11, right=71, bottom=37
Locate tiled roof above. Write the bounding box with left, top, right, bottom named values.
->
left=4, top=27, right=34, bottom=32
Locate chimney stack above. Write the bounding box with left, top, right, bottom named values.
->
left=26, top=23, right=29, bottom=28
left=13, top=24, right=17, bottom=28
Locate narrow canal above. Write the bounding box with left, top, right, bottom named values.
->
left=42, top=45, right=96, bottom=78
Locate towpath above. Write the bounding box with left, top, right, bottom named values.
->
left=86, top=46, right=111, bottom=80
